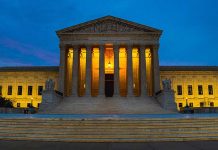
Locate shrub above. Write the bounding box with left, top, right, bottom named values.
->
left=0, top=97, right=13, bottom=108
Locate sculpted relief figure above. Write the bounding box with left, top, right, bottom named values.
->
left=73, top=21, right=141, bottom=33
left=162, top=79, right=172, bottom=91
left=45, top=79, right=55, bottom=91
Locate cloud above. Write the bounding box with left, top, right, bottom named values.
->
left=0, top=58, right=33, bottom=67
left=0, top=37, right=59, bottom=65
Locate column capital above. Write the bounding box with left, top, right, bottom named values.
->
left=85, top=45, right=93, bottom=53
left=71, top=45, right=80, bottom=50
left=126, top=44, right=133, bottom=49
left=85, top=44, right=93, bottom=49
left=59, top=44, right=66, bottom=50
left=139, top=45, right=146, bottom=49
left=152, top=44, right=160, bottom=50
left=99, top=45, right=105, bottom=49
left=113, top=44, right=120, bottom=48
left=113, top=44, right=120, bottom=53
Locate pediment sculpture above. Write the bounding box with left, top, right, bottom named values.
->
left=71, top=20, right=149, bottom=33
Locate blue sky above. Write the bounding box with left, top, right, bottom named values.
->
left=0, top=0, right=218, bottom=66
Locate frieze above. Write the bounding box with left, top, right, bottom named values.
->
left=66, top=20, right=151, bottom=33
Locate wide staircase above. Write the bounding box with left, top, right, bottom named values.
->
left=0, top=116, right=218, bottom=142
left=41, top=96, right=171, bottom=114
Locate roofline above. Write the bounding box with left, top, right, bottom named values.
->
left=160, top=66, right=218, bottom=71
left=0, top=66, right=59, bottom=72
left=56, top=15, right=162, bottom=34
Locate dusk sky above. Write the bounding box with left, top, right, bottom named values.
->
left=0, top=0, right=218, bottom=66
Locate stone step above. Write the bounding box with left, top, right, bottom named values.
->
left=3, top=118, right=216, bottom=122
left=0, top=122, right=217, bottom=128
left=0, top=117, right=218, bottom=142
left=1, top=129, right=218, bottom=136
left=1, top=133, right=218, bottom=141
left=42, top=96, right=170, bottom=114
left=0, top=120, right=217, bottom=127
left=1, top=136, right=218, bottom=143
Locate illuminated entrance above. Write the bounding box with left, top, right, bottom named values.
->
left=105, top=46, right=114, bottom=97
left=105, top=74, right=114, bottom=97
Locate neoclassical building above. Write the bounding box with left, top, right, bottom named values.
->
left=0, top=16, right=217, bottom=111
left=57, top=16, right=161, bottom=98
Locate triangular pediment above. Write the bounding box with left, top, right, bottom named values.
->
left=57, top=16, right=162, bottom=34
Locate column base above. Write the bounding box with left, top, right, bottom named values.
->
left=127, top=94, right=135, bottom=98
left=140, top=93, right=147, bottom=97
left=71, top=94, right=79, bottom=97
left=84, top=95, right=92, bottom=97
left=113, top=94, right=121, bottom=98
left=98, top=94, right=105, bottom=98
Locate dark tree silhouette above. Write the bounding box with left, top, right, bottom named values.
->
left=0, top=97, right=13, bottom=108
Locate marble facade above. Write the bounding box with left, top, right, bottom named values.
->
left=57, top=16, right=162, bottom=98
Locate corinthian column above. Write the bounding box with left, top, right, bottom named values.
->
left=85, top=46, right=92, bottom=96
left=58, top=44, right=66, bottom=95
left=114, top=45, right=120, bottom=96
left=140, top=45, right=147, bottom=97
left=98, top=45, right=105, bottom=97
left=127, top=45, right=134, bottom=97
left=72, top=46, right=79, bottom=96
left=152, top=45, right=160, bottom=94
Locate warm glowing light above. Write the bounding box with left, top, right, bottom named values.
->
left=119, top=48, right=127, bottom=96
left=68, top=49, right=73, bottom=57
left=145, top=48, right=153, bottom=96
left=79, top=48, right=86, bottom=96
left=105, top=47, right=114, bottom=74
left=107, top=61, right=112, bottom=68
left=132, top=48, right=140, bottom=96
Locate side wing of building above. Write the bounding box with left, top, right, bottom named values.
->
left=160, top=66, right=218, bottom=110
left=1, top=65, right=218, bottom=110
left=0, top=66, right=59, bottom=108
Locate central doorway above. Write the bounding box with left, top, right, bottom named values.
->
left=105, top=74, right=114, bottom=97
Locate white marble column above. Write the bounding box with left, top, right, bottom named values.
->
left=127, top=45, right=134, bottom=97
left=152, top=45, right=160, bottom=95
left=139, top=45, right=147, bottom=97
left=85, top=46, right=92, bottom=96
left=98, top=45, right=105, bottom=97
left=58, top=44, right=66, bottom=95
left=72, top=46, right=79, bottom=96
left=114, top=45, right=120, bottom=96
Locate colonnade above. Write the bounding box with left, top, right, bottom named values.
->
left=59, top=44, right=160, bottom=97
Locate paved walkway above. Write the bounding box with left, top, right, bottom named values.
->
left=0, top=140, right=217, bottom=150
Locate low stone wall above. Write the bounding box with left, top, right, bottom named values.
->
left=0, top=108, right=24, bottom=114
left=180, top=107, right=218, bottom=113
